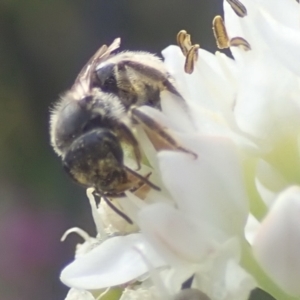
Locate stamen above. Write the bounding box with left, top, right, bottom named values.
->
left=177, top=30, right=191, bottom=56
left=184, top=44, right=200, bottom=74
left=96, top=287, right=111, bottom=300
left=212, top=16, right=229, bottom=49
left=176, top=30, right=200, bottom=74
left=230, top=37, right=251, bottom=51
left=87, top=188, right=106, bottom=236
left=226, top=0, right=247, bottom=17
left=61, top=227, right=91, bottom=242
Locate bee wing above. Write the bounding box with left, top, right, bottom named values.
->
left=72, top=38, right=121, bottom=91
left=130, top=106, right=197, bottom=159
left=92, top=37, right=121, bottom=67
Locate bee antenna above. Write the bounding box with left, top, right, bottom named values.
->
left=124, top=166, right=161, bottom=191
left=94, top=190, right=133, bottom=224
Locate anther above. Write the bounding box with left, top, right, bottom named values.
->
left=212, top=16, right=229, bottom=49
left=176, top=30, right=200, bottom=74
left=177, top=30, right=192, bottom=56
left=184, top=44, right=200, bottom=74
left=177, top=30, right=189, bottom=56
left=226, top=0, right=247, bottom=17
left=230, top=37, right=251, bottom=51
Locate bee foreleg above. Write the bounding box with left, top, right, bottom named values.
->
left=124, top=167, right=161, bottom=191
left=93, top=190, right=134, bottom=224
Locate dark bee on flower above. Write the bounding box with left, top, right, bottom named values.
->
left=50, top=38, right=196, bottom=222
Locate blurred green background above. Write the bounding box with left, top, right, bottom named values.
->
left=0, top=1, right=222, bottom=299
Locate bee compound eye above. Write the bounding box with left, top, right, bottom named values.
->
left=55, top=101, right=91, bottom=148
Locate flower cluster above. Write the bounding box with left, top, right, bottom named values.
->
left=60, top=0, right=300, bottom=299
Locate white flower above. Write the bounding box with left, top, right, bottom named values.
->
left=64, top=288, right=95, bottom=300
left=60, top=0, right=300, bottom=300
left=120, top=286, right=159, bottom=300
left=253, top=186, right=300, bottom=297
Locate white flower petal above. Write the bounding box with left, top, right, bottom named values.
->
left=162, top=46, right=218, bottom=111
left=194, top=238, right=256, bottom=300
left=158, top=136, right=248, bottom=239
left=256, top=159, right=287, bottom=193
left=194, top=50, right=236, bottom=115
left=234, top=51, right=297, bottom=143
left=138, top=202, right=216, bottom=266
left=160, top=91, right=195, bottom=133
left=253, top=186, right=300, bottom=296
left=254, top=0, right=300, bottom=29
left=255, top=8, right=300, bottom=77
left=255, top=178, right=277, bottom=208
left=255, top=159, right=288, bottom=207
left=224, top=259, right=256, bottom=300
left=244, top=214, right=261, bottom=245
left=60, top=233, right=165, bottom=290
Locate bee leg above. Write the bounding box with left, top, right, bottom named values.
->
left=93, top=190, right=133, bottom=224
left=130, top=107, right=198, bottom=159
left=124, top=167, right=161, bottom=191
left=117, top=123, right=142, bottom=170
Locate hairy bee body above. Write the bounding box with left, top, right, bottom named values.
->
left=94, top=51, right=180, bottom=110
left=50, top=38, right=187, bottom=198
left=50, top=89, right=125, bottom=157
left=50, top=86, right=141, bottom=194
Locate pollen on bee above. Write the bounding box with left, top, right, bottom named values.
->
left=226, top=0, right=247, bottom=18
left=230, top=37, right=251, bottom=51
left=212, top=16, right=229, bottom=49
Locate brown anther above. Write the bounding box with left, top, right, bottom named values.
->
left=176, top=30, right=200, bottom=74
left=177, top=30, right=187, bottom=45
left=177, top=30, right=192, bottom=56
left=230, top=37, right=251, bottom=51
left=212, top=16, right=229, bottom=49
left=226, top=0, right=247, bottom=17
left=184, top=44, right=200, bottom=74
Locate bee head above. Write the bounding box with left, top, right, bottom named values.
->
left=62, top=128, right=128, bottom=193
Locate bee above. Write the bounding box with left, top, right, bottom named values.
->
left=50, top=38, right=196, bottom=221
left=91, top=41, right=183, bottom=111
